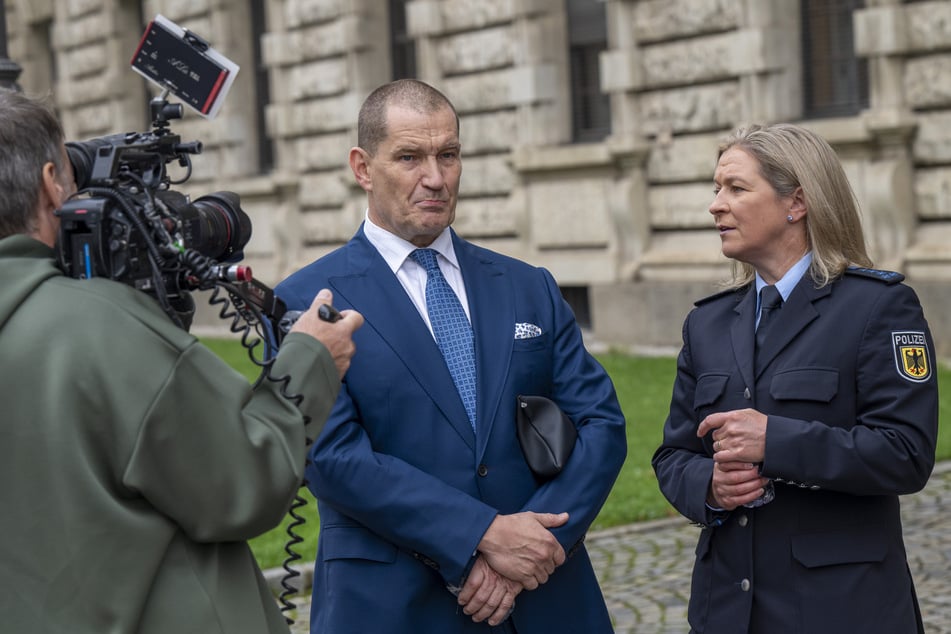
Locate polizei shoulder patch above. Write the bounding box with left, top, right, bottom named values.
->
left=892, top=331, right=931, bottom=382
left=845, top=267, right=904, bottom=284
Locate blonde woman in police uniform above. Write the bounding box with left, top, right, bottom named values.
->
left=652, top=123, right=938, bottom=634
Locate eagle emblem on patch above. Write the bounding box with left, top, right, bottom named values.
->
left=892, top=331, right=931, bottom=382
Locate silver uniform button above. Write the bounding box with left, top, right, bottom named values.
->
left=740, top=579, right=751, bottom=592
left=737, top=514, right=748, bottom=527
left=744, top=387, right=751, bottom=399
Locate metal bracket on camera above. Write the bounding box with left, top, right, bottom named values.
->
left=182, top=29, right=210, bottom=52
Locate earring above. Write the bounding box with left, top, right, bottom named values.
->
left=787, top=215, right=794, bottom=223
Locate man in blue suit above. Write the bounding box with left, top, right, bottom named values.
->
left=276, top=79, right=626, bottom=633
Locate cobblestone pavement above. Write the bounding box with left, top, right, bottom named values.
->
left=281, top=462, right=951, bottom=633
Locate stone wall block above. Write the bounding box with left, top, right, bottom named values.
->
left=295, top=132, right=352, bottom=171
left=452, top=196, right=519, bottom=237
left=632, top=0, right=742, bottom=44
left=861, top=158, right=916, bottom=269
left=54, top=10, right=118, bottom=48
left=638, top=82, right=741, bottom=136
left=528, top=176, right=612, bottom=248
left=508, top=64, right=557, bottom=105
left=460, top=111, right=518, bottom=154
left=300, top=208, right=358, bottom=244
left=160, top=0, right=212, bottom=23
left=264, top=20, right=351, bottom=65
left=911, top=112, right=951, bottom=165
left=905, top=54, right=951, bottom=109
left=438, top=26, right=515, bottom=75
left=640, top=32, right=739, bottom=89
left=406, top=0, right=443, bottom=35
left=72, top=101, right=125, bottom=139
left=444, top=71, right=517, bottom=112
left=298, top=171, right=351, bottom=208
left=600, top=49, right=642, bottom=93
left=14, top=0, right=53, bottom=24
left=64, top=0, right=101, bottom=18
left=459, top=154, right=515, bottom=197
left=915, top=167, right=951, bottom=220
left=67, top=41, right=109, bottom=78
left=284, top=0, right=345, bottom=29
left=646, top=133, right=719, bottom=184
left=411, top=0, right=518, bottom=35
left=289, top=58, right=351, bottom=100
left=907, top=2, right=951, bottom=52
left=271, top=93, right=360, bottom=137
left=854, top=6, right=907, bottom=56
left=649, top=183, right=715, bottom=229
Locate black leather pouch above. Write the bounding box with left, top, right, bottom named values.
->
left=516, top=395, right=577, bottom=480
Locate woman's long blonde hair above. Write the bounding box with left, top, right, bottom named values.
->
left=719, top=123, right=873, bottom=288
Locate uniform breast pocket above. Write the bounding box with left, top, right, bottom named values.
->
left=693, top=373, right=730, bottom=415
left=769, top=367, right=839, bottom=402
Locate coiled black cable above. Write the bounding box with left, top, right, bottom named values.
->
left=187, top=259, right=314, bottom=625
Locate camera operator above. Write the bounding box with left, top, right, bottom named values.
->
left=0, top=89, right=363, bottom=634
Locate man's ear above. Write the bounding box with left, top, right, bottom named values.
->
left=31, top=162, right=63, bottom=247
left=40, top=161, right=63, bottom=208
left=349, top=147, right=373, bottom=192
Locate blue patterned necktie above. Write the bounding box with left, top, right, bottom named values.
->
left=411, top=248, right=477, bottom=430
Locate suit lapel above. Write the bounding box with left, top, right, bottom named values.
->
left=329, top=230, right=476, bottom=450
left=454, top=234, right=513, bottom=459
left=753, top=277, right=830, bottom=378
left=730, top=287, right=757, bottom=389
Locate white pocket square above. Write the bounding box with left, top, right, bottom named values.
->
left=514, top=323, right=542, bottom=339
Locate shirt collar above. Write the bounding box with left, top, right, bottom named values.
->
left=755, top=251, right=813, bottom=302
left=362, top=211, right=459, bottom=274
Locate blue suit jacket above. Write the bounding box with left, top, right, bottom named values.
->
left=652, top=270, right=937, bottom=634
left=276, top=227, right=626, bottom=634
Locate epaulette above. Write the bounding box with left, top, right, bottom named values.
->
left=844, top=266, right=904, bottom=284
left=695, top=286, right=748, bottom=307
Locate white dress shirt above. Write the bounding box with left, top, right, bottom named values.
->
left=362, top=212, right=472, bottom=337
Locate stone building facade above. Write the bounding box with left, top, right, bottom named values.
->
left=7, top=0, right=951, bottom=354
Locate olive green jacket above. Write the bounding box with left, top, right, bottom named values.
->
left=0, top=235, right=339, bottom=633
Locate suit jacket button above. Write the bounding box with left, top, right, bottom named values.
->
left=478, top=464, right=488, bottom=477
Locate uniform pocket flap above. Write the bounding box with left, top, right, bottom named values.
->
left=320, top=525, right=399, bottom=563
left=694, top=373, right=729, bottom=409
left=791, top=531, right=886, bottom=568
left=770, top=367, right=839, bottom=402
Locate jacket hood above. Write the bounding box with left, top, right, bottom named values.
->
left=0, top=235, right=63, bottom=331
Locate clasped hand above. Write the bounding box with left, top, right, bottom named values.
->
left=456, top=511, right=568, bottom=626
left=698, top=408, right=770, bottom=510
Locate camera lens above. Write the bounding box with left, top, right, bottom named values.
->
left=179, top=191, right=252, bottom=261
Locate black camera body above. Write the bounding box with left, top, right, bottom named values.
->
left=56, top=96, right=255, bottom=328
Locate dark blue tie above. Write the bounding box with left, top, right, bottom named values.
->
left=756, top=285, right=783, bottom=350
left=411, top=249, right=477, bottom=430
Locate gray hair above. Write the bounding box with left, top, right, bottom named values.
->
left=0, top=89, right=66, bottom=239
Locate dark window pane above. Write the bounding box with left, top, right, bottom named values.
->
left=802, top=0, right=869, bottom=118
left=566, top=0, right=610, bottom=142
left=251, top=0, right=274, bottom=173
left=560, top=286, right=592, bottom=330
left=390, top=0, right=416, bottom=79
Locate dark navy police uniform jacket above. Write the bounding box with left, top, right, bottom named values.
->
left=653, top=268, right=938, bottom=634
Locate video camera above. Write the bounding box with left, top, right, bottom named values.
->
left=54, top=15, right=287, bottom=335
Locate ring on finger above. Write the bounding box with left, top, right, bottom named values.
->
left=714, top=440, right=721, bottom=451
